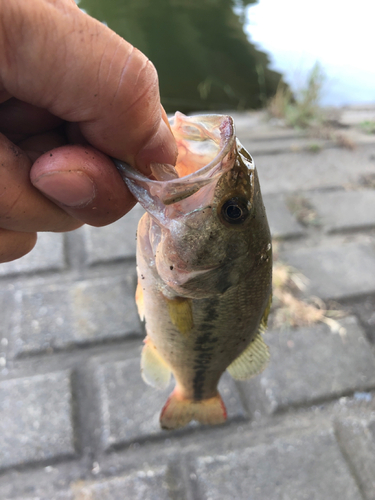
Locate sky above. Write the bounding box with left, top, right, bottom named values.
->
left=245, top=0, right=375, bottom=106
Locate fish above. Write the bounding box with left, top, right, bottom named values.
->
left=114, top=112, right=272, bottom=430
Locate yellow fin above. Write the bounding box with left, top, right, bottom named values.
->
left=135, top=281, right=145, bottom=321
left=141, top=338, right=171, bottom=390
left=227, top=332, right=270, bottom=380
left=166, top=297, right=194, bottom=335
left=227, top=292, right=272, bottom=380
left=160, top=389, right=227, bottom=430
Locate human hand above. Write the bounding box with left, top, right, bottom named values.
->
left=0, top=0, right=177, bottom=263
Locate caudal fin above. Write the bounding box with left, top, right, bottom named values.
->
left=160, top=389, right=227, bottom=430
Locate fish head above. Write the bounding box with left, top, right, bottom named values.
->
left=115, top=112, right=271, bottom=298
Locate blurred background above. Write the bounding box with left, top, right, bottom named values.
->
left=77, top=0, right=375, bottom=112
left=78, top=0, right=281, bottom=112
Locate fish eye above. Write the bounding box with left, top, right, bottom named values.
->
left=220, top=197, right=250, bottom=225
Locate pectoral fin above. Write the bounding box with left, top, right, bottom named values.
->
left=166, top=297, right=194, bottom=335
left=141, top=338, right=171, bottom=390
left=227, top=292, right=272, bottom=380
left=227, top=332, right=270, bottom=380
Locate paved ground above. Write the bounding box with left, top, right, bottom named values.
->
left=1, top=106, right=375, bottom=500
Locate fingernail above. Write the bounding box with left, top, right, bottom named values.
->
left=135, top=119, right=178, bottom=172
left=32, top=170, right=96, bottom=207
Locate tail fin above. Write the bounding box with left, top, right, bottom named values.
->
left=160, top=389, right=227, bottom=430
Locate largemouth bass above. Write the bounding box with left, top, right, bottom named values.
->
left=115, top=112, right=272, bottom=430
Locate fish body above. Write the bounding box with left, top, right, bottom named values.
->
left=115, top=113, right=272, bottom=429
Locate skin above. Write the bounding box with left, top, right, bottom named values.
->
left=0, top=0, right=177, bottom=263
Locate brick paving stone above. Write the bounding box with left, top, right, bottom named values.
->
left=0, top=233, right=65, bottom=277
left=193, top=429, right=362, bottom=500
left=256, top=145, right=375, bottom=195
left=82, top=205, right=144, bottom=264
left=97, top=358, right=246, bottom=448
left=335, top=417, right=375, bottom=500
left=249, top=137, right=332, bottom=156
left=282, top=241, right=375, bottom=300
left=307, top=189, right=375, bottom=233
left=352, top=295, right=375, bottom=343
left=339, top=106, right=375, bottom=127
left=0, top=371, right=75, bottom=470
left=243, top=317, right=375, bottom=414
left=9, top=275, right=140, bottom=357
left=263, top=193, right=304, bottom=239
left=72, top=466, right=177, bottom=500
left=0, top=287, right=15, bottom=366
left=3, top=111, right=375, bottom=499
left=16, top=494, right=73, bottom=500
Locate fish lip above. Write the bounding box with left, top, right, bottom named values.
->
left=113, top=114, right=236, bottom=212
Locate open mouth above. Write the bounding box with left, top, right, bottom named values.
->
left=113, top=113, right=236, bottom=214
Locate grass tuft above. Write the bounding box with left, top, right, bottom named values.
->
left=268, top=62, right=326, bottom=129
left=360, top=120, right=375, bottom=134
left=267, top=63, right=357, bottom=150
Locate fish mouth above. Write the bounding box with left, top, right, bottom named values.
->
left=113, top=113, right=236, bottom=224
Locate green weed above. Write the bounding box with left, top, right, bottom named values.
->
left=268, top=62, right=326, bottom=129
left=359, top=120, right=375, bottom=134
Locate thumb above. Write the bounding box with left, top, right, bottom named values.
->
left=0, top=0, right=177, bottom=172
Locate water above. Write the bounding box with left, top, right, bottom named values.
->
left=78, top=0, right=282, bottom=112
left=246, top=0, right=375, bottom=106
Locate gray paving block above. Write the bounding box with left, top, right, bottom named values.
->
left=0, top=370, right=75, bottom=470
left=82, top=204, right=144, bottom=264
left=263, top=193, right=304, bottom=239
left=15, top=494, right=73, bottom=500
left=244, top=318, right=375, bottom=414
left=339, top=106, right=375, bottom=126
left=256, top=145, right=375, bottom=195
left=307, top=189, right=375, bottom=233
left=250, top=137, right=332, bottom=156
left=335, top=417, right=375, bottom=500
left=283, top=241, right=375, bottom=300
left=97, top=357, right=246, bottom=448
left=0, top=232, right=65, bottom=276
left=9, top=275, right=140, bottom=357
left=72, top=466, right=174, bottom=500
left=193, top=429, right=362, bottom=500
left=352, top=295, right=375, bottom=343
left=0, top=287, right=15, bottom=368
